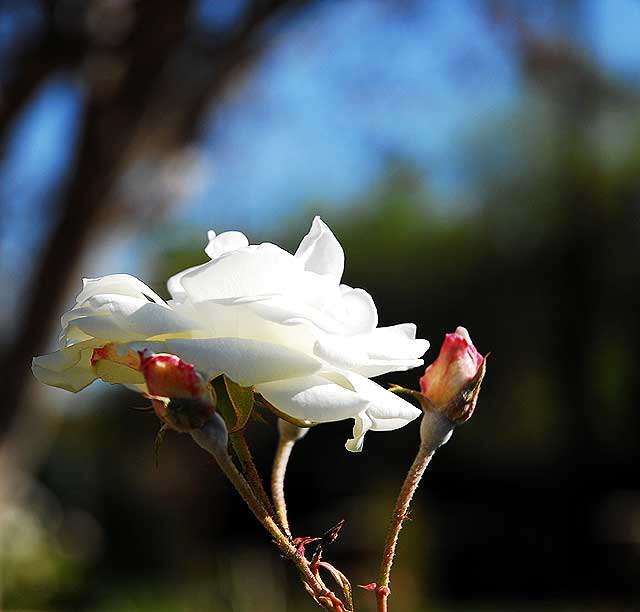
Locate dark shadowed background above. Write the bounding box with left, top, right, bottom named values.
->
left=1, top=1, right=639, bottom=610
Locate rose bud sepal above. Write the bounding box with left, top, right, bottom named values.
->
left=191, top=413, right=229, bottom=459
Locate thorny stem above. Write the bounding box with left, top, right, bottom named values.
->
left=192, top=419, right=347, bottom=612
left=271, top=419, right=308, bottom=537
left=376, top=411, right=453, bottom=612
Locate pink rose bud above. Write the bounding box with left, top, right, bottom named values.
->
left=139, top=351, right=216, bottom=433
left=418, top=326, right=486, bottom=424
left=140, top=352, right=207, bottom=399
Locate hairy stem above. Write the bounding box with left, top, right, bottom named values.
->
left=215, top=448, right=339, bottom=607
left=230, top=431, right=278, bottom=522
left=377, top=443, right=434, bottom=604
left=376, top=587, right=389, bottom=612
left=376, top=412, right=453, bottom=612
left=271, top=419, right=308, bottom=537
left=192, top=418, right=345, bottom=611
left=272, top=436, right=295, bottom=536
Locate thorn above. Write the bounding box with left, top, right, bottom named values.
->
left=321, top=518, right=345, bottom=546
left=310, top=518, right=346, bottom=566
left=357, top=582, right=377, bottom=591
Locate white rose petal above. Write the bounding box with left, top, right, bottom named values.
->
left=255, top=374, right=369, bottom=424
left=128, top=337, right=323, bottom=386
left=339, top=285, right=378, bottom=334
left=343, top=372, right=421, bottom=425
left=357, top=323, right=430, bottom=360
left=180, top=243, right=303, bottom=302
left=345, top=412, right=373, bottom=453
left=64, top=294, right=199, bottom=343
left=32, top=217, right=430, bottom=450
left=32, top=341, right=98, bottom=392
left=205, top=230, right=249, bottom=260
left=75, top=274, right=166, bottom=306
left=167, top=264, right=205, bottom=302
left=294, top=216, right=345, bottom=280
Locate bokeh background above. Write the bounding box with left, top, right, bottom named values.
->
left=1, top=1, right=639, bottom=610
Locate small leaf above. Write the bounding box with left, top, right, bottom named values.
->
left=317, top=561, right=354, bottom=611
left=357, top=583, right=377, bottom=591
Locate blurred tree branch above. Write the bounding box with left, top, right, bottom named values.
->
left=0, top=2, right=77, bottom=152
left=0, top=0, right=313, bottom=440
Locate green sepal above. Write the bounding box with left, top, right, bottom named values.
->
left=224, top=375, right=255, bottom=432
left=254, top=393, right=317, bottom=429
left=249, top=405, right=269, bottom=426
left=211, top=375, right=255, bottom=433
left=388, top=383, right=420, bottom=397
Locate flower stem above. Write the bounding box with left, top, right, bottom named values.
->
left=192, top=419, right=346, bottom=611
left=219, top=456, right=342, bottom=611
left=272, top=437, right=295, bottom=536
left=376, top=587, right=389, bottom=612
left=376, top=411, right=453, bottom=612
left=230, top=431, right=278, bottom=523
left=376, top=443, right=434, bottom=610
left=271, top=419, right=308, bottom=537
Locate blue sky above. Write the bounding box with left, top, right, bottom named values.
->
left=1, top=0, right=640, bottom=335
left=191, top=0, right=519, bottom=231
left=587, top=0, right=640, bottom=80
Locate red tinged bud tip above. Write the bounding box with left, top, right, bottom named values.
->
left=139, top=351, right=207, bottom=399
left=418, top=326, right=486, bottom=424
left=139, top=351, right=216, bottom=433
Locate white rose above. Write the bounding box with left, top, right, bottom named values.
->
left=32, top=217, right=429, bottom=451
